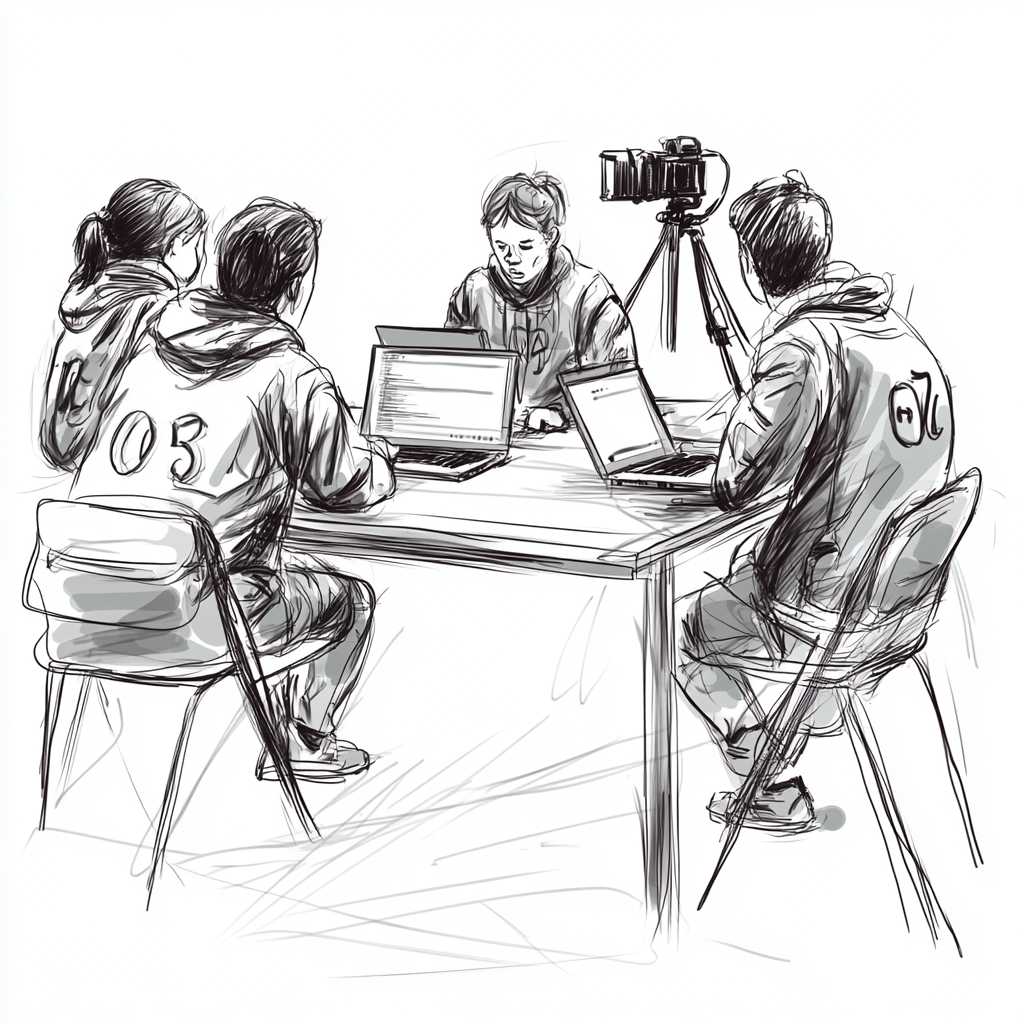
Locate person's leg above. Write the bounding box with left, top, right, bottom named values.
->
left=284, top=578, right=374, bottom=737
left=676, top=570, right=819, bottom=830
left=234, top=559, right=375, bottom=780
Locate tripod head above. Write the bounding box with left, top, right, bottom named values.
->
left=656, top=200, right=706, bottom=231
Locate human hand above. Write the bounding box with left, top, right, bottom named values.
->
left=525, top=406, right=568, bottom=433
left=367, top=438, right=399, bottom=461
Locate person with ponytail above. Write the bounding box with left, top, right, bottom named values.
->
left=40, top=178, right=206, bottom=472
left=446, top=172, right=636, bottom=432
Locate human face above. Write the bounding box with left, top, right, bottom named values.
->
left=165, top=229, right=204, bottom=286
left=488, top=219, right=554, bottom=288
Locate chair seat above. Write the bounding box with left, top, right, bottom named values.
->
left=36, top=632, right=338, bottom=685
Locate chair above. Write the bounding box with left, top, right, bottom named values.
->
left=698, top=469, right=983, bottom=955
left=23, top=495, right=324, bottom=907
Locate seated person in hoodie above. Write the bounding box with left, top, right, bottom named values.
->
left=676, top=172, right=955, bottom=831
left=69, top=198, right=395, bottom=782
left=40, top=178, right=207, bottom=474
left=446, top=172, right=636, bottom=432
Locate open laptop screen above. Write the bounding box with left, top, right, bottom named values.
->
left=361, top=347, right=518, bottom=450
left=560, top=366, right=674, bottom=473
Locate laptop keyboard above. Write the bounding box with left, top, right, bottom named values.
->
left=396, top=447, right=492, bottom=469
left=630, top=452, right=716, bottom=477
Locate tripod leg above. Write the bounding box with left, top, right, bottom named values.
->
left=689, top=232, right=746, bottom=397
left=625, top=223, right=669, bottom=314
left=663, top=223, right=682, bottom=353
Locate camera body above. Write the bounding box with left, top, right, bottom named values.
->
left=600, top=136, right=707, bottom=205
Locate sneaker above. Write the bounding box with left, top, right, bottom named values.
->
left=256, top=729, right=370, bottom=784
left=708, top=776, right=820, bottom=835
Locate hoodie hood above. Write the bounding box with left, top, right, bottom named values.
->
left=150, top=289, right=302, bottom=383
left=765, top=261, right=893, bottom=335
left=59, top=259, right=178, bottom=333
left=486, top=245, right=574, bottom=309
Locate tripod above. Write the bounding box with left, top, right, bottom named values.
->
left=623, top=196, right=752, bottom=398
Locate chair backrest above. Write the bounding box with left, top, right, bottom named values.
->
left=864, top=468, right=981, bottom=616
left=23, top=495, right=234, bottom=673
left=26, top=497, right=207, bottom=629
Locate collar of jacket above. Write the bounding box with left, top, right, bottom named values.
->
left=759, top=261, right=893, bottom=339
left=486, top=246, right=574, bottom=310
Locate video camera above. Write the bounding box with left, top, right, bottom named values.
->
left=600, top=136, right=708, bottom=206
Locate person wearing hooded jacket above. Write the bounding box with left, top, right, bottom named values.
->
left=446, top=172, right=636, bottom=432
left=676, top=172, right=955, bottom=832
left=69, top=198, right=395, bottom=782
left=40, top=179, right=207, bottom=474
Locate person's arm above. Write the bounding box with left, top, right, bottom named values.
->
left=39, top=295, right=162, bottom=472
left=286, top=363, right=395, bottom=511
left=39, top=329, right=89, bottom=471
left=577, top=276, right=636, bottom=367
left=517, top=276, right=635, bottom=435
left=445, top=276, right=473, bottom=330
left=712, top=335, right=820, bottom=511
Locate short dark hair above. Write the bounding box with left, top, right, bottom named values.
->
left=481, top=172, right=567, bottom=237
left=729, top=172, right=832, bottom=298
left=216, top=198, right=321, bottom=312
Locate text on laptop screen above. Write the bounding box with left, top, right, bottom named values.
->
left=365, top=349, right=514, bottom=445
left=565, top=370, right=669, bottom=465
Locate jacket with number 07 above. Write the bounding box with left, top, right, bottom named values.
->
left=710, top=261, right=954, bottom=613
left=68, top=290, right=395, bottom=574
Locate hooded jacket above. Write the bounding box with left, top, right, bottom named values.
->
left=40, top=260, right=178, bottom=472
left=446, top=246, right=635, bottom=415
left=69, top=290, right=394, bottom=573
left=713, top=262, right=954, bottom=611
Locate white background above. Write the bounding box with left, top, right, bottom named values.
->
left=1, top=1, right=1022, bottom=1021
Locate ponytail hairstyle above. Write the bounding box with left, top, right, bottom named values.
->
left=481, top=172, right=568, bottom=240
left=71, top=178, right=206, bottom=287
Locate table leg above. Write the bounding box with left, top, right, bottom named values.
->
left=642, top=553, right=679, bottom=937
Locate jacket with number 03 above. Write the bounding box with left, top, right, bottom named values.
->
left=68, top=290, right=395, bottom=574
left=710, top=260, right=954, bottom=614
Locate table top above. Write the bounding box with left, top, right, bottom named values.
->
left=287, top=430, right=779, bottom=579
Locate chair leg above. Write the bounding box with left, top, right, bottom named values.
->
left=697, top=655, right=823, bottom=911
left=39, top=667, right=68, bottom=831
left=841, top=689, right=963, bottom=955
left=912, top=654, right=983, bottom=866
left=55, top=676, right=95, bottom=809
left=145, top=684, right=211, bottom=909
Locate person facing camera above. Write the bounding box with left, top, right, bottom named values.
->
left=446, top=172, right=636, bottom=432
left=69, top=198, right=395, bottom=782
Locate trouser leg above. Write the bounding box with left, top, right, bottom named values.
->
left=678, top=659, right=811, bottom=781
left=287, top=582, right=374, bottom=735
left=237, top=562, right=376, bottom=744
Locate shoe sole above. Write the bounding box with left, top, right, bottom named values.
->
left=708, top=806, right=821, bottom=834
left=257, top=756, right=370, bottom=784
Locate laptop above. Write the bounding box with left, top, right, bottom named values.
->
left=375, top=325, right=487, bottom=349
left=360, top=346, right=519, bottom=480
left=559, top=364, right=718, bottom=490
